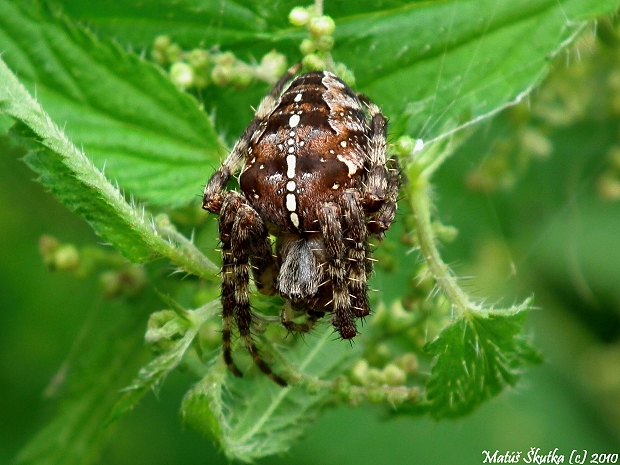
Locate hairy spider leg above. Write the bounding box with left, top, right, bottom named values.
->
left=354, top=96, right=399, bottom=237
left=372, top=156, right=401, bottom=236
left=341, top=190, right=371, bottom=318
left=219, top=192, right=287, bottom=386
left=317, top=204, right=357, bottom=339
left=202, top=62, right=302, bottom=213
left=249, top=233, right=278, bottom=297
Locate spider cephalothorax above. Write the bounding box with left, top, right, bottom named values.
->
left=202, top=64, right=400, bottom=385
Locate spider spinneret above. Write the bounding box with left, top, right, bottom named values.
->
left=202, top=63, right=400, bottom=386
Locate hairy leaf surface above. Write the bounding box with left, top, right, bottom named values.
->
left=0, top=58, right=217, bottom=275
left=47, top=0, right=619, bottom=142
left=0, top=0, right=221, bottom=206
left=424, top=302, right=543, bottom=419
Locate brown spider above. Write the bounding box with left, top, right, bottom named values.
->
left=202, top=63, right=400, bottom=386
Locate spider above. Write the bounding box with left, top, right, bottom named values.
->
left=202, top=63, right=400, bottom=386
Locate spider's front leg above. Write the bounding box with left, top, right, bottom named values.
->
left=371, top=156, right=401, bottom=235
left=219, top=192, right=287, bottom=386
left=318, top=204, right=357, bottom=339
left=357, top=97, right=401, bottom=236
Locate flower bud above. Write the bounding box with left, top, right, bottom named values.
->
left=54, top=244, right=80, bottom=271
left=288, top=6, right=310, bottom=26
left=350, top=359, right=369, bottom=385
left=309, top=15, right=336, bottom=37
left=382, top=363, right=407, bottom=386
left=302, top=53, right=326, bottom=71
left=39, top=235, right=59, bottom=267
left=170, top=62, right=194, bottom=89
left=394, top=135, right=416, bottom=156
left=299, top=38, right=316, bottom=56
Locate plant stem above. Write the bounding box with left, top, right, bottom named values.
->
left=155, top=222, right=219, bottom=279
left=409, top=176, right=474, bottom=316
left=315, top=0, right=323, bottom=16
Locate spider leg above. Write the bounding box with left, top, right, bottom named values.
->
left=218, top=194, right=243, bottom=378
left=341, top=190, right=370, bottom=318
left=280, top=301, right=321, bottom=334
left=202, top=62, right=302, bottom=213
left=358, top=96, right=388, bottom=209
left=250, top=233, right=277, bottom=296
left=202, top=133, right=247, bottom=214
left=219, top=192, right=287, bottom=386
left=370, top=156, right=401, bottom=237
left=317, top=204, right=357, bottom=339
left=356, top=95, right=401, bottom=236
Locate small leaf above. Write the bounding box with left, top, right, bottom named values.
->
left=424, top=300, right=542, bottom=419
left=108, top=300, right=219, bottom=424
left=180, top=361, right=226, bottom=444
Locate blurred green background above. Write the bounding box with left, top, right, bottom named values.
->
left=2, top=23, right=620, bottom=465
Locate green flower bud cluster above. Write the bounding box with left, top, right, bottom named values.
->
left=152, top=35, right=288, bottom=90
left=99, top=266, right=148, bottom=299
left=328, top=370, right=420, bottom=407
left=349, top=358, right=411, bottom=387
left=39, top=235, right=79, bottom=272
left=288, top=5, right=355, bottom=86
left=38, top=234, right=147, bottom=298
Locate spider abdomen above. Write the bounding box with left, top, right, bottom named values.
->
left=239, top=71, right=370, bottom=233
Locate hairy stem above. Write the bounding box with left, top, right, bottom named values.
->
left=155, top=221, right=219, bottom=278
left=315, top=0, right=323, bottom=16
left=409, top=176, right=475, bottom=316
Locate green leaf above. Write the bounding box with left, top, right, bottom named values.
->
left=0, top=0, right=221, bottom=206
left=0, top=113, right=13, bottom=133
left=181, top=325, right=362, bottom=462
left=333, top=0, right=619, bottom=141
left=15, top=294, right=154, bottom=465
left=53, top=0, right=274, bottom=48
left=108, top=300, right=219, bottom=424
left=0, top=58, right=217, bottom=276
left=50, top=0, right=618, bottom=142
left=423, top=301, right=542, bottom=419
left=180, top=361, right=226, bottom=444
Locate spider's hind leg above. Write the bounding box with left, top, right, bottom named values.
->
left=219, top=192, right=287, bottom=386
left=342, top=190, right=371, bottom=318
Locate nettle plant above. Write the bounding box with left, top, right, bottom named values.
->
left=1, top=0, right=616, bottom=462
